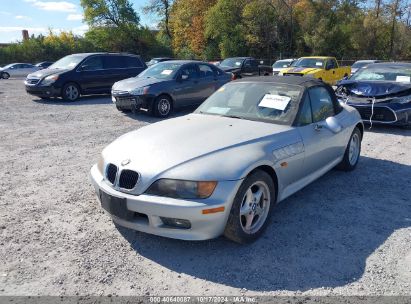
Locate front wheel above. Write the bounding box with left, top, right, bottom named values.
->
left=153, top=95, right=173, bottom=118
left=224, top=170, right=276, bottom=244
left=336, top=127, right=362, bottom=171
left=62, top=83, right=80, bottom=101
left=2, top=72, right=10, bottom=79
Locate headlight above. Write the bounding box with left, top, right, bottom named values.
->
left=130, top=86, right=149, bottom=95
left=146, top=179, right=217, bottom=199
left=41, top=74, right=59, bottom=85
left=396, top=96, right=411, bottom=104
left=97, top=155, right=105, bottom=175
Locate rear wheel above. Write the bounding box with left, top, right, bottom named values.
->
left=224, top=170, right=276, bottom=244
left=153, top=95, right=173, bottom=118
left=62, top=83, right=80, bottom=101
left=336, top=127, right=362, bottom=171
left=2, top=72, right=10, bottom=79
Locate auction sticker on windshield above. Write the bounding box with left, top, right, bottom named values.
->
left=396, top=76, right=411, bottom=83
left=258, top=94, right=291, bottom=110
left=161, top=69, right=173, bottom=75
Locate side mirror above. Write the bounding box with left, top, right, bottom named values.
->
left=79, top=65, right=89, bottom=71
left=325, top=116, right=342, bottom=133
left=260, top=61, right=264, bottom=65
left=181, top=74, right=189, bottom=80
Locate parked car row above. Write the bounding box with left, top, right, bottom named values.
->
left=19, top=52, right=411, bottom=126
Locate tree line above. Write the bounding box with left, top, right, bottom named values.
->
left=1, top=0, right=411, bottom=66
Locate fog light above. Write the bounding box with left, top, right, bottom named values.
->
left=160, top=217, right=191, bottom=229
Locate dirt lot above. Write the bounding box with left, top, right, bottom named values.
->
left=0, top=78, right=410, bottom=297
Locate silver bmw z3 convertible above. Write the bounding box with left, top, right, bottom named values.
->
left=90, top=76, right=364, bottom=243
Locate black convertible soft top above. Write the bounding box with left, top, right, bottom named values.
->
left=234, top=75, right=326, bottom=88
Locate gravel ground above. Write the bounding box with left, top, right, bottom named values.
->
left=0, top=78, right=410, bottom=297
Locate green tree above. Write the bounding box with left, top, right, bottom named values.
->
left=204, top=0, right=247, bottom=58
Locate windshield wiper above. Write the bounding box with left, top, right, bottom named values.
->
left=222, top=114, right=244, bottom=120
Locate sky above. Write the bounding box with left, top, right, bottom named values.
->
left=0, top=0, right=155, bottom=43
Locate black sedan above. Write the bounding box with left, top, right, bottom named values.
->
left=336, top=62, right=411, bottom=127
left=111, top=60, right=231, bottom=117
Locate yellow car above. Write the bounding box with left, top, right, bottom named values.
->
left=279, top=56, right=351, bottom=85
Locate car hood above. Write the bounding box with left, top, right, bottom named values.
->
left=112, top=77, right=167, bottom=92
left=337, top=80, right=411, bottom=98
left=27, top=68, right=68, bottom=79
left=102, top=114, right=296, bottom=190
left=282, top=67, right=321, bottom=74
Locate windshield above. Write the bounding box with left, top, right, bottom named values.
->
left=352, top=61, right=374, bottom=69
left=350, top=65, right=411, bottom=82
left=220, top=58, right=244, bottom=68
left=138, top=62, right=182, bottom=79
left=273, top=60, right=293, bottom=68
left=195, top=82, right=302, bottom=125
left=293, top=58, right=325, bottom=69
left=3, top=64, right=15, bottom=69
left=49, top=55, right=84, bottom=70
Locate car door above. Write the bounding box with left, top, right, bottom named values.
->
left=23, top=64, right=37, bottom=76
left=8, top=64, right=22, bottom=77
left=243, top=59, right=259, bottom=76
left=325, top=59, right=338, bottom=85
left=297, top=86, right=344, bottom=175
left=172, top=64, right=200, bottom=108
left=77, top=55, right=108, bottom=93
left=103, top=55, right=129, bottom=86
left=193, top=63, right=219, bottom=104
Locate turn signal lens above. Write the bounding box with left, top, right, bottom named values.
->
left=202, top=206, right=225, bottom=214
left=197, top=181, right=217, bottom=198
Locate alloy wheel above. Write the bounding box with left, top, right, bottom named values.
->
left=239, top=181, right=271, bottom=234
left=349, top=133, right=360, bottom=165
left=157, top=98, right=171, bottom=116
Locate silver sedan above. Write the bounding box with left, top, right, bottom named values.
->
left=90, top=76, right=363, bottom=243
left=0, top=63, right=40, bottom=79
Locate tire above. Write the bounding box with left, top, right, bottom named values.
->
left=116, top=105, right=127, bottom=112
left=224, top=170, right=276, bottom=244
left=2, top=72, right=10, bottom=79
left=336, top=127, right=362, bottom=171
left=153, top=95, right=173, bottom=118
left=62, top=82, right=80, bottom=101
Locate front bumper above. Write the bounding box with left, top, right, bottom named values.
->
left=25, top=81, right=61, bottom=98
left=111, top=93, right=155, bottom=111
left=90, top=165, right=241, bottom=240
left=348, top=103, right=411, bottom=126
